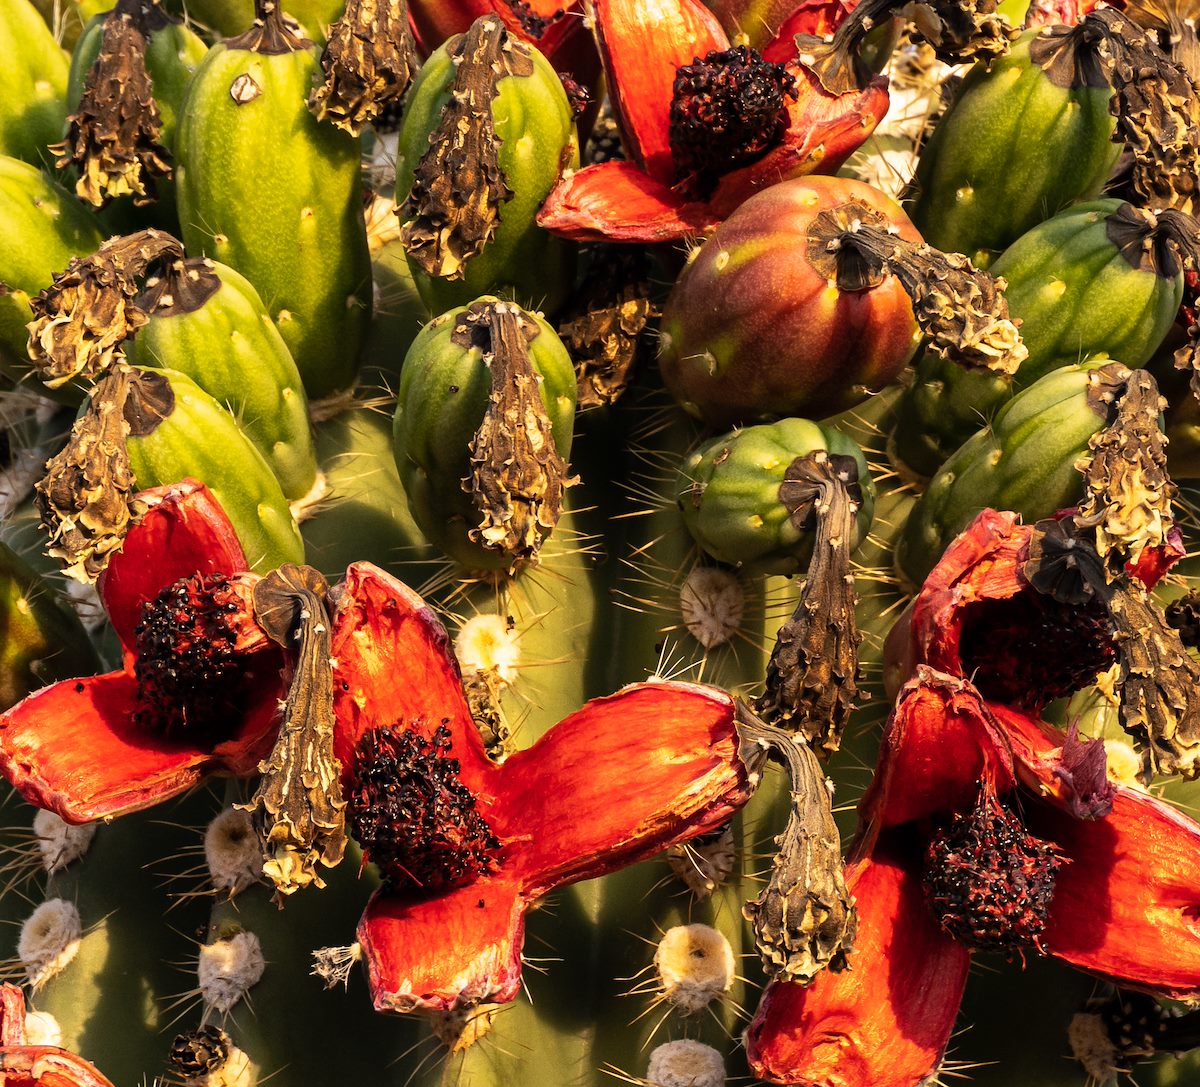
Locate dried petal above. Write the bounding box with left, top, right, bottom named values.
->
left=398, top=16, right=533, bottom=279
left=53, top=0, right=172, bottom=207
left=1074, top=368, right=1177, bottom=573
left=806, top=203, right=1027, bottom=374
left=755, top=450, right=862, bottom=754
left=459, top=300, right=573, bottom=573
left=737, top=703, right=857, bottom=983
left=242, top=563, right=347, bottom=897
left=35, top=363, right=173, bottom=582
left=308, top=0, right=417, bottom=135
left=1054, top=719, right=1116, bottom=819
left=26, top=230, right=183, bottom=389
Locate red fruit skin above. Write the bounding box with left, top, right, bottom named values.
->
left=657, top=176, right=922, bottom=429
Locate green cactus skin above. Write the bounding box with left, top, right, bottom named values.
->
left=910, top=28, right=1119, bottom=267
left=163, top=0, right=344, bottom=43
left=360, top=237, right=431, bottom=386
left=392, top=298, right=577, bottom=573
left=174, top=16, right=371, bottom=400
left=394, top=29, right=579, bottom=318
left=125, top=259, right=320, bottom=504
left=0, top=541, right=99, bottom=709
left=0, top=155, right=104, bottom=389
left=895, top=362, right=1116, bottom=590
left=0, top=0, right=70, bottom=168
left=891, top=200, right=1184, bottom=478
left=124, top=368, right=304, bottom=572
left=301, top=394, right=441, bottom=579
left=678, top=417, right=876, bottom=576
left=657, top=176, right=922, bottom=430
left=66, top=9, right=208, bottom=154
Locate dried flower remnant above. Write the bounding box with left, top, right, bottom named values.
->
left=1025, top=518, right=1200, bottom=779
left=755, top=450, right=863, bottom=754
left=0, top=984, right=118, bottom=1087
left=806, top=201, right=1028, bottom=376
left=53, top=0, right=172, bottom=206
left=1068, top=988, right=1200, bottom=1081
left=737, top=703, right=857, bottom=983
left=460, top=300, right=573, bottom=573
left=309, top=0, right=417, bottom=135
left=399, top=17, right=531, bottom=279
left=26, top=230, right=183, bottom=390
left=1085, top=8, right=1200, bottom=215
left=1075, top=367, right=1177, bottom=574
left=242, top=564, right=347, bottom=897
left=1053, top=719, right=1116, bottom=819
left=35, top=364, right=173, bottom=583
left=169, top=1025, right=255, bottom=1087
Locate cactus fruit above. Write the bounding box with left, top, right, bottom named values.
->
left=678, top=417, right=875, bottom=575
left=174, top=0, right=371, bottom=399
left=394, top=15, right=579, bottom=316
left=657, top=175, right=923, bottom=429
left=0, top=0, right=70, bottom=168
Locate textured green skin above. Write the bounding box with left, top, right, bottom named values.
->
left=910, top=30, right=1119, bottom=265
left=895, top=362, right=1112, bottom=589
left=395, top=37, right=579, bottom=317
left=126, top=260, right=318, bottom=502
left=657, top=176, right=923, bottom=430
left=678, top=417, right=876, bottom=575
left=125, top=368, right=304, bottom=572
left=175, top=37, right=370, bottom=399
left=392, top=299, right=577, bottom=572
left=361, top=237, right=431, bottom=385
left=67, top=14, right=208, bottom=152
left=0, top=0, right=69, bottom=168
left=0, top=154, right=104, bottom=387
left=301, top=395, right=441, bottom=578
left=892, top=199, right=1184, bottom=477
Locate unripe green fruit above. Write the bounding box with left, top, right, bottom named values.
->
left=125, top=368, right=304, bottom=572
left=678, top=418, right=875, bottom=576
left=658, top=175, right=922, bottom=430
left=175, top=15, right=370, bottom=399
left=395, top=24, right=579, bottom=317
left=910, top=27, right=1119, bottom=266
left=392, top=297, right=576, bottom=572
left=892, top=200, right=1184, bottom=478
left=126, top=258, right=319, bottom=504
left=0, top=0, right=70, bottom=167
left=0, top=154, right=104, bottom=390
left=895, top=361, right=1118, bottom=589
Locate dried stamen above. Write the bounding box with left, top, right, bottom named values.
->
left=398, top=16, right=532, bottom=280
left=53, top=0, right=173, bottom=206
left=308, top=0, right=417, bottom=135
left=346, top=723, right=501, bottom=892
left=668, top=45, right=797, bottom=198
left=133, top=572, right=249, bottom=740
left=35, top=363, right=173, bottom=582
left=807, top=203, right=1027, bottom=375
left=458, top=300, right=573, bottom=573
left=755, top=451, right=863, bottom=754
left=737, top=703, right=856, bottom=983
left=923, top=782, right=1063, bottom=960
left=242, top=564, right=347, bottom=897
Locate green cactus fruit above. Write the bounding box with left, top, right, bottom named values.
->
left=174, top=0, right=370, bottom=400
left=910, top=25, right=1119, bottom=266
left=657, top=175, right=922, bottom=430
left=164, top=0, right=343, bottom=42
left=124, top=367, right=304, bottom=572
left=125, top=256, right=320, bottom=505
left=0, top=154, right=104, bottom=390
left=394, top=15, right=579, bottom=317
left=895, top=361, right=1125, bottom=589
left=0, top=541, right=99, bottom=709
left=393, top=297, right=577, bottom=574
left=301, top=396, right=440, bottom=579
left=0, top=0, right=70, bottom=168
left=66, top=4, right=207, bottom=154
left=678, top=418, right=876, bottom=576
left=891, top=200, right=1185, bottom=478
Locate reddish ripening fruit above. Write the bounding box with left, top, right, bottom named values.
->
left=657, top=175, right=922, bottom=429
